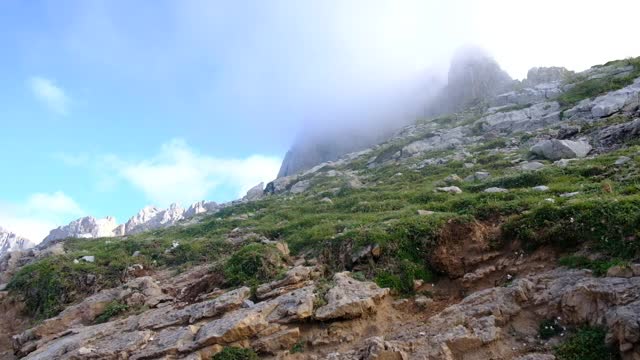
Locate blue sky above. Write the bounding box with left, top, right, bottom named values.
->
left=1, top=0, right=639, bottom=241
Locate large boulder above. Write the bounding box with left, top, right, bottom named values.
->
left=315, top=272, right=389, bottom=320
left=530, top=139, right=592, bottom=160
left=243, top=182, right=264, bottom=201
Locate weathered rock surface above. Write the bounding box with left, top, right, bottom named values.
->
left=243, top=182, right=265, bottom=201
left=315, top=272, right=389, bottom=320
left=41, top=216, right=118, bottom=246
left=125, top=204, right=185, bottom=235
left=565, top=77, right=640, bottom=119
left=478, top=101, right=561, bottom=133
left=530, top=139, right=592, bottom=160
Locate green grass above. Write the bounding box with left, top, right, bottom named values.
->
left=554, top=326, right=618, bottom=360
left=212, top=347, right=259, bottom=360
left=94, top=301, right=129, bottom=324
left=9, top=115, right=640, bottom=321
left=559, top=255, right=627, bottom=276
left=223, top=243, right=287, bottom=286
left=558, top=57, right=640, bottom=107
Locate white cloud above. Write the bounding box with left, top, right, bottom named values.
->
left=25, top=191, right=84, bottom=216
left=111, top=139, right=281, bottom=206
left=28, top=76, right=71, bottom=115
left=0, top=191, right=84, bottom=243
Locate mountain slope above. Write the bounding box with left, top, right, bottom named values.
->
left=2, top=55, right=640, bottom=360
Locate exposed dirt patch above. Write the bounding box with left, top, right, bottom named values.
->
left=429, top=219, right=501, bottom=277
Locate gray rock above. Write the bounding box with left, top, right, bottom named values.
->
left=478, top=101, right=561, bottom=133
left=403, top=129, right=467, bottom=157
left=594, top=119, right=640, bottom=150
left=565, top=77, right=640, bottom=119
left=290, top=179, right=312, bottom=194
left=80, top=255, right=95, bottom=263
left=519, top=161, right=545, bottom=171
left=560, top=192, right=580, bottom=198
left=615, top=156, right=632, bottom=166
left=484, top=187, right=508, bottom=193
left=436, top=186, right=463, bottom=194
left=532, top=185, right=549, bottom=192
left=530, top=139, right=592, bottom=160
left=554, top=158, right=578, bottom=168
left=243, top=182, right=264, bottom=201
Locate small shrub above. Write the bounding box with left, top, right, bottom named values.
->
left=290, top=341, right=305, bottom=353
left=224, top=243, right=287, bottom=286
left=94, top=301, right=129, bottom=324
left=554, top=326, right=618, bottom=360
left=375, top=259, right=433, bottom=295
left=539, top=318, right=563, bottom=340
left=212, top=347, right=259, bottom=360
left=6, top=258, right=67, bottom=319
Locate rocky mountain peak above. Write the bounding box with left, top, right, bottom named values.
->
left=40, top=216, right=118, bottom=247
left=439, top=46, right=514, bottom=111
left=0, top=227, right=34, bottom=256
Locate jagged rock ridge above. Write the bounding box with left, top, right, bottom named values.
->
left=0, top=228, right=33, bottom=257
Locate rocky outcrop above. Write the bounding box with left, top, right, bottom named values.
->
left=243, top=183, right=264, bottom=201
left=530, top=139, right=592, bottom=160
left=524, top=67, right=573, bottom=87
left=432, top=46, right=514, bottom=113
left=125, top=204, right=185, bottom=235
left=565, top=77, right=640, bottom=119
left=402, top=127, right=470, bottom=157
left=0, top=228, right=33, bottom=257
left=479, top=101, right=562, bottom=133
left=184, top=201, right=218, bottom=218
left=315, top=272, right=389, bottom=320
left=40, top=216, right=118, bottom=246
left=12, top=267, right=392, bottom=359
left=594, top=118, right=640, bottom=150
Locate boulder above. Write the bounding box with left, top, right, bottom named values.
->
left=483, top=187, right=508, bottom=193
left=243, top=182, right=264, bottom=201
left=530, top=139, right=592, bottom=160
left=290, top=180, right=312, bottom=194
left=519, top=161, right=545, bottom=171
left=436, top=186, right=463, bottom=194
left=315, top=272, right=389, bottom=320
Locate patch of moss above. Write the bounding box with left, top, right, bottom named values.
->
left=554, top=326, right=618, bottom=360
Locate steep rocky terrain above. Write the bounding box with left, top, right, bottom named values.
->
left=2, top=55, right=640, bottom=360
